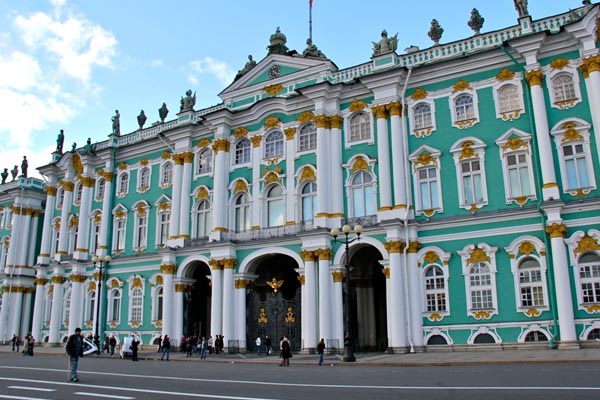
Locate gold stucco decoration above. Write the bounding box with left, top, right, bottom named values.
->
left=297, top=275, right=306, bottom=285
left=297, top=111, right=315, bottom=123
left=264, top=116, right=280, bottom=130
left=80, top=176, right=96, bottom=188
left=197, top=138, right=211, bottom=148
left=250, top=136, right=262, bottom=148
left=348, top=99, right=368, bottom=112
left=580, top=55, right=600, bottom=78
left=159, top=201, right=170, bottom=210
left=411, top=87, right=428, bottom=100
left=264, top=172, right=279, bottom=184
left=331, top=271, right=345, bottom=282
left=545, top=223, right=567, bottom=238
left=263, top=84, right=284, bottom=96
left=45, top=186, right=57, bottom=196
left=496, top=68, right=516, bottom=81
left=473, top=310, right=492, bottom=320
left=314, top=114, right=330, bottom=129
left=267, top=277, right=284, bottom=294
left=61, top=180, right=75, bottom=192
left=549, top=57, right=569, bottom=70
left=584, top=304, right=600, bottom=314
left=371, top=105, right=388, bottom=119
left=51, top=276, right=66, bottom=284
left=574, top=235, right=600, bottom=253
left=299, top=166, right=316, bottom=183
left=428, top=313, right=443, bottom=322
left=562, top=126, right=583, bottom=142
left=414, top=153, right=437, bottom=168
left=212, top=139, right=230, bottom=153
left=233, top=127, right=249, bottom=139
left=424, top=251, right=440, bottom=263
left=330, top=115, right=343, bottom=129
left=136, top=203, right=147, bottom=215
left=381, top=267, right=390, bottom=279
left=140, top=158, right=149, bottom=166
left=160, top=263, right=177, bottom=274
left=452, top=80, right=471, bottom=93
left=233, top=180, right=248, bottom=193
left=118, top=162, right=128, bottom=170
left=69, top=216, right=79, bottom=228
left=467, top=247, right=490, bottom=264
left=284, top=307, right=296, bottom=324
left=156, top=275, right=163, bottom=285
left=387, top=101, right=403, bottom=116
left=314, top=248, right=332, bottom=261
left=384, top=241, right=405, bottom=254
left=518, top=241, right=536, bottom=256
left=197, top=187, right=209, bottom=200
left=459, top=140, right=478, bottom=160
left=174, top=283, right=189, bottom=293
left=525, top=69, right=544, bottom=87
left=284, top=127, right=296, bottom=140
left=351, top=156, right=369, bottom=173
left=115, top=210, right=125, bottom=219
left=70, top=274, right=87, bottom=283
left=161, top=151, right=172, bottom=160
left=131, top=276, right=143, bottom=288
left=300, top=250, right=315, bottom=262
left=73, top=153, right=83, bottom=176
left=524, top=308, right=541, bottom=317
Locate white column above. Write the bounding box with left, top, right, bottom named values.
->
left=382, top=263, right=392, bottom=349
left=582, top=57, right=600, bottom=163
left=48, top=274, right=66, bottom=344
left=407, top=240, right=424, bottom=349
left=168, top=155, right=183, bottom=240
left=284, top=128, right=296, bottom=225
left=31, top=275, right=47, bottom=343
left=389, top=103, right=407, bottom=209
left=27, top=211, right=40, bottom=266
left=222, top=260, right=235, bottom=348
left=250, top=137, right=261, bottom=229
left=210, top=262, right=223, bottom=338
left=234, top=277, right=247, bottom=347
left=56, top=180, right=74, bottom=259
left=526, top=70, right=560, bottom=200
left=20, top=289, right=33, bottom=338
left=330, top=116, right=344, bottom=218
left=67, top=273, right=86, bottom=335
left=315, top=116, right=330, bottom=219
left=16, top=209, right=31, bottom=267
left=161, top=263, right=176, bottom=338
left=97, top=168, right=113, bottom=256
left=388, top=248, right=407, bottom=349
left=74, top=177, right=94, bottom=260
left=38, top=186, right=57, bottom=265
left=316, top=249, right=332, bottom=341
left=9, top=290, right=23, bottom=339
left=211, top=139, right=230, bottom=234
left=301, top=252, right=317, bottom=351
left=331, top=269, right=344, bottom=350
left=173, top=282, right=185, bottom=345
left=548, top=224, right=577, bottom=343
left=373, top=106, right=392, bottom=210
left=0, top=286, right=9, bottom=341
left=179, top=152, right=193, bottom=239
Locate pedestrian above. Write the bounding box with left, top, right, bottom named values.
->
left=65, top=327, right=84, bottom=382
left=199, top=336, right=207, bottom=360
left=265, top=335, right=272, bottom=356
left=26, top=333, right=34, bottom=356
left=11, top=334, right=19, bottom=352
left=207, top=336, right=213, bottom=354
left=255, top=335, right=262, bottom=356
left=109, top=335, right=117, bottom=356
left=131, top=335, right=140, bottom=361
left=161, top=335, right=170, bottom=361
left=317, top=338, right=326, bottom=366
left=157, top=335, right=163, bottom=353
left=102, top=334, right=110, bottom=354
left=280, top=336, right=292, bottom=367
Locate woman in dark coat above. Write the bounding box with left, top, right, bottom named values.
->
left=280, top=337, right=292, bottom=366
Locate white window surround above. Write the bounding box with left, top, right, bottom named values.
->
left=152, top=284, right=164, bottom=322
left=160, top=161, right=173, bottom=189
left=544, top=63, right=582, bottom=110
left=450, top=138, right=489, bottom=211
left=111, top=204, right=128, bottom=254
left=263, top=130, right=285, bottom=159
left=107, top=286, right=122, bottom=324
left=492, top=80, right=525, bottom=121
left=132, top=201, right=149, bottom=251
left=127, top=275, right=145, bottom=327
left=505, top=236, right=549, bottom=315
left=408, top=98, right=437, bottom=138
left=341, top=109, right=375, bottom=149
left=56, top=187, right=65, bottom=209
left=550, top=118, right=596, bottom=195
left=232, top=137, right=252, bottom=168
left=409, top=145, right=443, bottom=217
left=194, top=148, right=214, bottom=177
left=117, top=172, right=129, bottom=198
left=342, top=154, right=378, bottom=218
left=517, top=325, right=553, bottom=343
left=137, top=166, right=151, bottom=193
left=495, top=129, right=537, bottom=205
left=449, top=89, right=480, bottom=129
left=73, top=182, right=82, bottom=205
left=467, top=327, right=502, bottom=345
left=298, top=123, right=317, bottom=153
left=192, top=198, right=212, bottom=239
left=458, top=243, right=499, bottom=320
left=418, top=246, right=451, bottom=319
left=565, top=229, right=600, bottom=312
left=95, top=177, right=105, bottom=201
left=154, top=195, right=171, bottom=247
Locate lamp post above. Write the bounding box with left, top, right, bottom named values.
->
left=92, top=255, right=111, bottom=353
left=330, top=224, right=362, bottom=362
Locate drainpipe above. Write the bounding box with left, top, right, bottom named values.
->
left=501, top=44, right=558, bottom=349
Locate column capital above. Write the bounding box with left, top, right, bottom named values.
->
left=297, top=275, right=305, bottom=285
left=222, top=258, right=237, bottom=269
left=525, top=69, right=544, bottom=87
left=384, top=240, right=406, bottom=253
left=209, top=259, right=223, bottom=270
left=70, top=274, right=87, bottom=283
left=545, top=223, right=567, bottom=238
left=35, top=278, right=48, bottom=286
left=284, top=127, right=296, bottom=140
left=300, top=250, right=316, bottom=262
left=175, top=283, right=190, bottom=292
left=182, top=151, right=194, bottom=163
left=212, top=139, right=231, bottom=154
left=407, top=241, right=421, bottom=253
left=329, top=115, right=343, bottom=129
left=160, top=263, right=177, bottom=274
left=371, top=105, right=388, bottom=119
left=80, top=176, right=96, bottom=187
left=45, top=186, right=57, bottom=196
left=315, top=115, right=330, bottom=129
left=580, top=55, right=600, bottom=78
left=382, top=267, right=390, bottom=279
left=386, top=101, right=404, bottom=117
left=314, top=248, right=332, bottom=261
left=234, top=279, right=249, bottom=289
left=250, top=135, right=262, bottom=148
left=51, top=276, right=66, bottom=284
left=332, top=271, right=345, bottom=282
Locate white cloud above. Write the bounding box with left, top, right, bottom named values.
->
left=187, top=57, right=235, bottom=86
left=150, top=59, right=164, bottom=68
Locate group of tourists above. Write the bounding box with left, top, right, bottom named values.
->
left=11, top=333, right=35, bottom=356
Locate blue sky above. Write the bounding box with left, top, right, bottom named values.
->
left=0, top=0, right=585, bottom=177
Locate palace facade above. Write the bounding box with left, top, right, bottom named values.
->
left=1, top=3, right=600, bottom=353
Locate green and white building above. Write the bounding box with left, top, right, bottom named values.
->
left=1, top=2, right=600, bottom=353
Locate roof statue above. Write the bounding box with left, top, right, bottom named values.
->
left=111, top=110, right=120, bottom=136
left=372, top=30, right=398, bottom=57
left=428, top=19, right=444, bottom=46
left=302, top=38, right=327, bottom=60
left=180, top=89, right=196, bottom=112
left=158, top=102, right=169, bottom=123
left=56, top=129, right=65, bottom=154
left=137, top=110, right=147, bottom=129
left=82, top=138, right=96, bottom=155
left=235, top=55, right=257, bottom=80
left=468, top=8, right=485, bottom=35
left=514, top=0, right=528, bottom=18
left=267, top=27, right=289, bottom=56
left=11, top=165, right=18, bottom=181
left=0, top=168, right=7, bottom=184
left=20, top=156, right=28, bottom=178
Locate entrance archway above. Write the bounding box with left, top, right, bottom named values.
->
left=246, top=254, right=301, bottom=351
left=182, top=261, right=211, bottom=339
left=348, top=244, right=387, bottom=352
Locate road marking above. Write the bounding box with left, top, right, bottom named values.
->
left=0, top=396, right=53, bottom=400
left=74, top=393, right=135, bottom=399
left=7, top=387, right=55, bottom=392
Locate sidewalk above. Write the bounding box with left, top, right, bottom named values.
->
left=3, top=344, right=600, bottom=366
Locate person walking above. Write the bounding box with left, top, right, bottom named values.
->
left=157, top=335, right=163, bottom=353
left=199, top=336, right=207, bottom=360
left=264, top=335, right=272, bottom=356
left=11, top=334, right=19, bottom=352
left=65, top=327, right=84, bottom=382
left=131, top=335, right=140, bottom=361
left=207, top=336, right=213, bottom=354
left=280, top=337, right=292, bottom=366
left=109, top=335, right=117, bottom=357
left=26, top=333, right=35, bottom=356
left=161, top=335, right=171, bottom=361
left=255, top=336, right=262, bottom=356
left=317, top=338, right=326, bottom=366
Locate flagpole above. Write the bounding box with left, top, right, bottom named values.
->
left=309, top=0, right=313, bottom=41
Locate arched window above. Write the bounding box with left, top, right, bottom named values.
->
left=473, top=333, right=496, bottom=344
left=524, top=331, right=548, bottom=342
left=468, top=262, right=494, bottom=310
left=196, top=149, right=213, bottom=174
left=427, top=335, right=448, bottom=345
left=62, top=290, right=71, bottom=324
left=118, top=173, right=129, bottom=195
left=194, top=200, right=212, bottom=238
left=587, top=328, right=600, bottom=340
left=454, top=94, right=475, bottom=122
left=578, top=253, right=600, bottom=304
left=497, top=84, right=520, bottom=113
left=108, top=288, right=121, bottom=322
left=161, top=162, right=173, bottom=186
left=351, top=171, right=376, bottom=217
left=74, top=182, right=83, bottom=204
left=96, top=178, right=105, bottom=199
left=234, top=138, right=251, bottom=165
left=349, top=112, right=370, bottom=142
left=266, top=185, right=284, bottom=227
left=264, top=131, right=284, bottom=158
left=518, top=258, right=545, bottom=307
left=413, top=103, right=432, bottom=130
left=298, top=123, right=317, bottom=152
left=424, top=265, right=446, bottom=312
left=552, top=73, right=576, bottom=102
left=86, top=290, right=96, bottom=323
left=157, top=208, right=170, bottom=246
left=234, top=193, right=250, bottom=233
left=114, top=218, right=126, bottom=251
left=138, top=167, right=150, bottom=190
left=130, top=287, right=143, bottom=323
left=301, top=181, right=317, bottom=224
left=155, top=286, right=164, bottom=321
left=57, top=188, right=65, bottom=208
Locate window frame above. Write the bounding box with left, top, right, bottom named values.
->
left=192, top=199, right=212, bottom=239
left=265, top=184, right=285, bottom=228
left=349, top=170, right=377, bottom=218
left=232, top=192, right=251, bottom=233
left=547, top=66, right=582, bottom=110
left=409, top=146, right=443, bottom=217
left=298, top=123, right=317, bottom=153
left=300, top=180, right=317, bottom=225
left=107, top=287, right=121, bottom=323
left=264, top=130, right=285, bottom=159
left=233, top=138, right=251, bottom=166
left=137, top=166, right=151, bottom=193
left=346, top=111, right=372, bottom=145
left=492, top=79, right=525, bottom=121
left=160, top=161, right=173, bottom=188
left=449, top=90, right=480, bottom=129
left=459, top=244, right=498, bottom=319
left=195, top=148, right=213, bottom=176
left=117, top=172, right=129, bottom=197
left=450, top=139, right=489, bottom=210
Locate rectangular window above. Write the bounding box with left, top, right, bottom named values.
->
left=159, top=213, right=170, bottom=245
left=418, top=167, right=439, bottom=210
left=115, top=220, right=126, bottom=250
left=135, top=215, right=147, bottom=248
left=461, top=160, right=484, bottom=204
left=507, top=153, right=532, bottom=197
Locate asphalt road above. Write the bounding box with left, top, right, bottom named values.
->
left=1, top=353, right=600, bottom=400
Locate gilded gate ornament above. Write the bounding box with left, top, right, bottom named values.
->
left=284, top=307, right=295, bottom=324
left=257, top=308, right=268, bottom=324
left=267, top=277, right=284, bottom=294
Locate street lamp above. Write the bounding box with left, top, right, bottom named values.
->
left=330, top=224, right=363, bottom=362
left=92, top=254, right=111, bottom=353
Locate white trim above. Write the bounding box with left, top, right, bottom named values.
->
left=449, top=137, right=489, bottom=211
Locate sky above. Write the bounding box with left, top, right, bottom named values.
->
left=0, top=0, right=587, bottom=179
